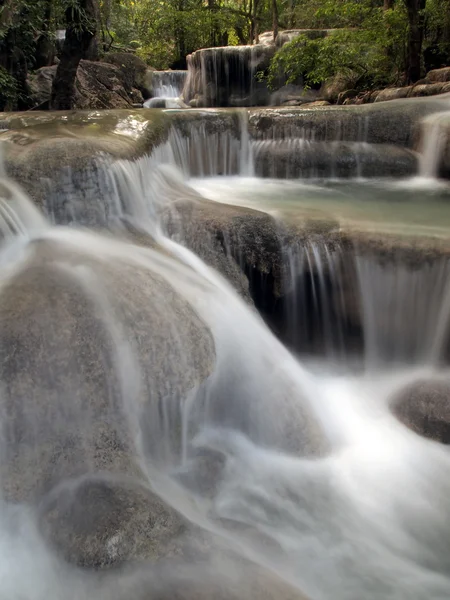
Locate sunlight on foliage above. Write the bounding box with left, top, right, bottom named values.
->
left=267, top=0, right=409, bottom=91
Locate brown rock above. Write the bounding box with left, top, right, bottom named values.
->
left=103, top=52, right=152, bottom=99
left=27, top=60, right=138, bottom=110
left=337, top=89, right=358, bottom=105
left=298, top=100, right=331, bottom=108
left=374, top=87, right=412, bottom=102
left=426, top=66, right=450, bottom=83
left=321, top=74, right=357, bottom=103
left=75, top=60, right=133, bottom=108
left=409, top=82, right=447, bottom=97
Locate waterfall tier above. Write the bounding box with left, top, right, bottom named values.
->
left=1, top=101, right=450, bottom=599
left=182, top=46, right=275, bottom=108
left=144, top=70, right=188, bottom=108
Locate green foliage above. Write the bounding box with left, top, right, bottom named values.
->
left=0, top=66, right=18, bottom=109
left=424, top=0, right=450, bottom=66
left=104, top=0, right=250, bottom=67
left=267, top=0, right=409, bottom=91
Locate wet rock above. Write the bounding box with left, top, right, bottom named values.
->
left=300, top=100, right=331, bottom=107
left=3, top=109, right=170, bottom=210
left=439, top=126, right=450, bottom=179
left=271, top=84, right=319, bottom=106
left=352, top=90, right=379, bottom=104
left=27, top=65, right=55, bottom=109
left=162, top=196, right=281, bottom=299
left=373, top=82, right=450, bottom=102
left=40, top=477, right=185, bottom=568
left=0, top=238, right=215, bottom=504
left=392, top=380, right=450, bottom=444
left=253, top=141, right=417, bottom=178
left=74, top=60, right=135, bottom=109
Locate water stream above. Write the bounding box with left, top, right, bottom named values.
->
left=2, top=108, right=450, bottom=599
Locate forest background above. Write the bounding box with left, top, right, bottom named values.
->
left=0, top=0, right=449, bottom=109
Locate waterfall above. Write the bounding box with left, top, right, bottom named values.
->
left=39, top=114, right=450, bottom=369
left=248, top=113, right=416, bottom=179
left=357, top=254, right=450, bottom=366
left=144, top=70, right=187, bottom=108
left=4, top=110, right=450, bottom=599
left=279, top=240, right=355, bottom=360
left=183, top=46, right=274, bottom=107
left=418, top=111, right=450, bottom=179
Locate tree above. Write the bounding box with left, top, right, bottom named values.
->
left=272, top=0, right=279, bottom=41
left=50, top=0, right=99, bottom=109
left=403, top=0, right=427, bottom=82
left=0, top=0, right=52, bottom=109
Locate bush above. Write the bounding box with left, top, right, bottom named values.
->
left=267, top=2, right=408, bottom=92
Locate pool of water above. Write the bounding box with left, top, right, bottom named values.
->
left=190, top=176, right=450, bottom=237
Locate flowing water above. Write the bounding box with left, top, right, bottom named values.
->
left=144, top=71, right=188, bottom=108
left=2, top=108, right=450, bottom=599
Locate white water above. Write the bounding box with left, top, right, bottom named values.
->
left=418, top=111, right=450, bottom=179
left=144, top=70, right=187, bottom=108
left=3, top=110, right=450, bottom=599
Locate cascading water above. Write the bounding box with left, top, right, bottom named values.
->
left=418, top=111, right=450, bottom=179
left=183, top=46, right=275, bottom=107
left=3, top=105, right=450, bottom=600
left=144, top=70, right=188, bottom=108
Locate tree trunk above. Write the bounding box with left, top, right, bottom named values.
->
left=83, top=0, right=101, bottom=60
left=35, top=0, right=55, bottom=68
left=50, top=0, right=98, bottom=110
left=251, top=0, right=259, bottom=44
left=288, top=0, right=294, bottom=28
left=404, top=0, right=426, bottom=83
left=384, top=0, right=394, bottom=9
left=272, top=0, right=279, bottom=42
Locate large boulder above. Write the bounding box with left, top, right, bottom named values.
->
left=321, top=73, right=360, bottom=103
left=75, top=60, right=137, bottom=108
left=40, top=478, right=185, bottom=569
left=27, top=60, right=142, bottom=110
left=374, top=87, right=413, bottom=103
left=103, top=52, right=152, bottom=99
left=27, top=65, right=56, bottom=109
left=0, top=233, right=215, bottom=565
left=409, top=82, right=450, bottom=97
